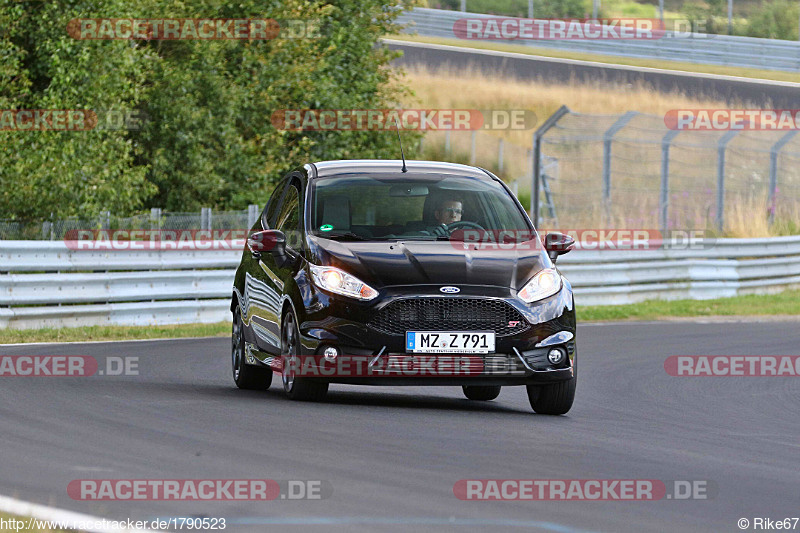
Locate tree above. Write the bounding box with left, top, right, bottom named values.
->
left=0, top=0, right=153, bottom=220
left=0, top=0, right=417, bottom=219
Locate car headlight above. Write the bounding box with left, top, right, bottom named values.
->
left=310, top=265, right=379, bottom=301
left=517, top=268, right=562, bottom=303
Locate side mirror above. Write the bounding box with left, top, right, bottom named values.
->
left=247, top=229, right=286, bottom=260
left=543, top=232, right=575, bottom=263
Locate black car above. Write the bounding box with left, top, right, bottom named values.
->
left=230, top=160, right=577, bottom=414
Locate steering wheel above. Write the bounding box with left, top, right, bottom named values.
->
left=446, top=220, right=485, bottom=232
left=427, top=220, right=486, bottom=238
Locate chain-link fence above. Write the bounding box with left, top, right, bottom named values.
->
left=418, top=109, right=800, bottom=236
left=0, top=206, right=262, bottom=240
left=530, top=106, right=800, bottom=235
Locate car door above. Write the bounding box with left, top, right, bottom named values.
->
left=242, top=176, right=290, bottom=354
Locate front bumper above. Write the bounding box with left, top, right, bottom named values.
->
left=285, top=279, right=577, bottom=386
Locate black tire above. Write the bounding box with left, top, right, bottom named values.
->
left=232, top=306, right=273, bottom=390
left=526, top=378, right=576, bottom=415
left=462, top=385, right=501, bottom=401
left=281, top=311, right=328, bottom=402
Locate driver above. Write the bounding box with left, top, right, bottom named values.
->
left=434, top=198, right=463, bottom=225
left=427, top=196, right=463, bottom=237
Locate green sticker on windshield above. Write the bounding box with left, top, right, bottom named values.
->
left=320, top=224, right=334, bottom=232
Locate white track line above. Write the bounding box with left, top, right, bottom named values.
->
left=383, top=38, right=800, bottom=87
left=0, top=494, right=162, bottom=532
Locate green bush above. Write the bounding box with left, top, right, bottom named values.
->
left=744, top=0, right=799, bottom=39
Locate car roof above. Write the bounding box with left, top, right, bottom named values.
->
left=310, top=160, right=493, bottom=180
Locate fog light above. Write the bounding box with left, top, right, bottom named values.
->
left=323, top=346, right=339, bottom=362
left=547, top=348, right=565, bottom=365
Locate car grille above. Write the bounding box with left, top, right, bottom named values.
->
left=369, top=298, right=529, bottom=336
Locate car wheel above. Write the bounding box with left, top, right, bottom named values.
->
left=281, top=310, right=328, bottom=402
left=462, top=385, right=501, bottom=401
left=232, top=305, right=272, bottom=390
left=526, top=378, right=576, bottom=415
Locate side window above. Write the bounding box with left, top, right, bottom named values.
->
left=262, top=178, right=287, bottom=228
left=275, top=183, right=301, bottom=249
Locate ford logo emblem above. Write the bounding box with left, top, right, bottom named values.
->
left=440, top=286, right=460, bottom=294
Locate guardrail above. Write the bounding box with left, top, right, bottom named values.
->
left=559, top=235, right=800, bottom=305
left=1, top=237, right=798, bottom=328
left=397, top=8, right=800, bottom=72
left=0, top=241, right=241, bottom=329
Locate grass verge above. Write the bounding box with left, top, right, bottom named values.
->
left=0, top=322, right=229, bottom=344
left=1, top=291, right=799, bottom=344
left=388, top=34, right=800, bottom=84
left=578, top=289, right=800, bottom=322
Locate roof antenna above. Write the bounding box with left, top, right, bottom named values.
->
left=393, top=116, right=408, bottom=173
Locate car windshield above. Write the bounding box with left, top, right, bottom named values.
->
left=309, top=173, right=532, bottom=241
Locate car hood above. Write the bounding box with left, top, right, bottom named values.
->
left=307, top=236, right=549, bottom=290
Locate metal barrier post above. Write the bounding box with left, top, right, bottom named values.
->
left=602, top=111, right=638, bottom=205
left=532, top=105, right=570, bottom=226
left=769, top=131, right=798, bottom=224
left=716, top=129, right=741, bottom=232
left=498, top=138, right=504, bottom=174
left=660, top=130, right=681, bottom=232
left=470, top=131, right=476, bottom=165
left=150, top=208, right=162, bottom=230
left=201, top=207, right=212, bottom=231
left=247, top=204, right=260, bottom=228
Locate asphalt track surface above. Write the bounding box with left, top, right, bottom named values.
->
left=1, top=320, right=799, bottom=532
left=388, top=40, right=800, bottom=108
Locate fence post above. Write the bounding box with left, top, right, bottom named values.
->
left=445, top=130, right=451, bottom=155
left=150, top=207, right=162, bottom=230
left=660, top=130, right=680, bottom=232
left=470, top=131, right=476, bottom=165
left=498, top=138, right=504, bottom=174
left=528, top=0, right=534, bottom=18
left=532, top=105, right=570, bottom=226
left=247, top=204, right=260, bottom=228
left=716, top=129, right=740, bottom=232
left=201, top=207, right=212, bottom=231
left=602, top=111, right=638, bottom=205
left=768, top=130, right=798, bottom=225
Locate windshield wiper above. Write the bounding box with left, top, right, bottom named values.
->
left=320, top=232, right=373, bottom=241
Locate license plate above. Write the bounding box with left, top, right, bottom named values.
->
left=405, top=331, right=495, bottom=354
